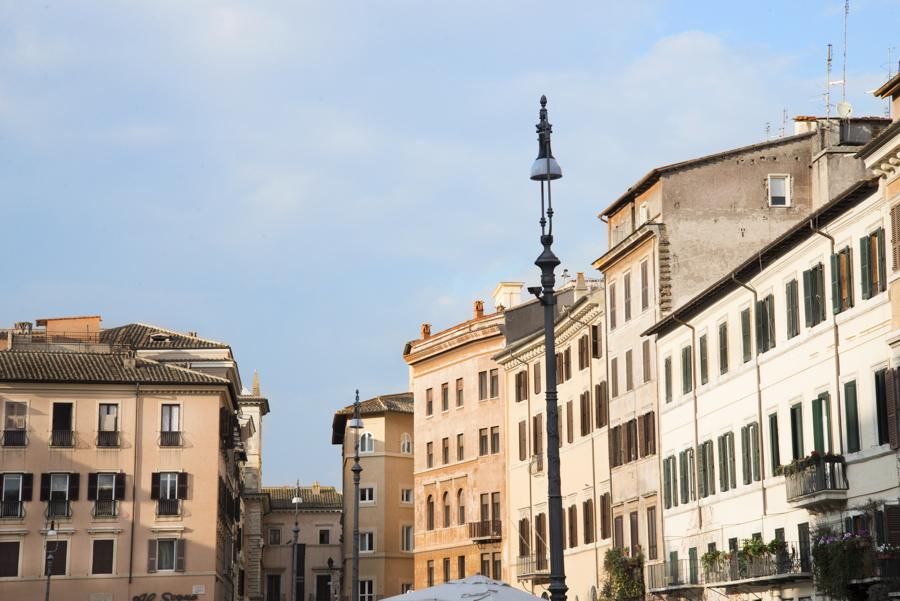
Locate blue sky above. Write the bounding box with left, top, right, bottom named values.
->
left=1, top=1, right=898, bottom=487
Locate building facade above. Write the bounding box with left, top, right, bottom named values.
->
left=0, top=316, right=251, bottom=601
left=495, top=277, right=612, bottom=601
left=331, top=393, right=414, bottom=601
left=403, top=299, right=509, bottom=588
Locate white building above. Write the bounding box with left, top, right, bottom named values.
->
left=646, top=166, right=898, bottom=598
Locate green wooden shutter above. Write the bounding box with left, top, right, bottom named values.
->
left=699, top=335, right=708, bottom=385
left=812, top=397, right=824, bottom=454
left=679, top=451, right=688, bottom=504
left=719, top=323, right=728, bottom=375
left=766, top=296, right=776, bottom=349
left=718, top=436, right=727, bottom=491
left=830, top=253, right=842, bottom=314
left=751, top=423, right=761, bottom=481
left=663, top=457, right=671, bottom=508
left=846, top=248, right=854, bottom=308
left=755, top=300, right=765, bottom=353
left=845, top=381, right=860, bottom=453
left=877, top=228, right=887, bottom=292
left=861, top=235, right=872, bottom=300
left=697, top=445, right=706, bottom=498
left=707, top=442, right=716, bottom=495
left=728, top=433, right=737, bottom=489
left=741, top=309, right=751, bottom=362
left=822, top=392, right=832, bottom=452
left=803, top=269, right=813, bottom=327
left=741, top=426, right=751, bottom=485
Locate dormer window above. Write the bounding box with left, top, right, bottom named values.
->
left=767, top=175, right=791, bottom=207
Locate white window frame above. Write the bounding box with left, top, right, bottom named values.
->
left=767, top=174, right=792, bottom=207
left=400, top=488, right=413, bottom=504
left=0, top=537, right=22, bottom=579
left=359, top=530, right=375, bottom=553
left=97, top=473, right=116, bottom=501
left=360, top=579, right=375, bottom=601
left=3, top=400, right=27, bottom=431
left=89, top=537, right=117, bottom=576
left=400, top=433, right=412, bottom=454
left=155, top=538, right=177, bottom=571
left=268, top=527, right=282, bottom=545
left=360, top=432, right=374, bottom=454
left=1, top=474, right=22, bottom=503
left=360, top=486, right=375, bottom=504
left=44, top=538, right=69, bottom=576
left=400, top=524, right=413, bottom=552
left=159, top=472, right=179, bottom=500
left=50, top=474, right=69, bottom=501
left=98, top=403, right=119, bottom=433
left=160, top=403, right=181, bottom=433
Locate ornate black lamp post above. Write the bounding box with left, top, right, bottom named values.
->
left=291, top=482, right=302, bottom=601
left=349, top=391, right=363, bottom=601
left=44, top=520, right=57, bottom=601
left=527, top=95, right=567, bottom=601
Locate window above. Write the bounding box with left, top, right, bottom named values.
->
left=515, top=370, right=528, bottom=403
left=456, top=378, right=464, bottom=407
left=98, top=403, right=119, bottom=446
left=718, top=322, right=729, bottom=375
left=478, top=372, right=487, bottom=400
left=161, top=403, right=180, bottom=432
left=790, top=403, right=804, bottom=460
left=319, top=528, right=330, bottom=544
left=613, top=516, right=624, bottom=550
left=679, top=448, right=695, bottom=503
left=360, top=580, right=374, bottom=601
left=426, top=442, right=433, bottom=468
left=360, top=487, right=374, bottom=503
left=442, top=437, right=449, bottom=464
left=532, top=414, right=543, bottom=456
left=90, top=472, right=119, bottom=516
left=518, top=517, right=531, bottom=556
left=266, top=575, right=282, bottom=601
left=578, top=335, right=589, bottom=370
left=698, top=335, right=708, bottom=385
left=681, top=346, right=692, bottom=395
left=741, top=308, right=752, bottom=363
left=563, top=349, right=572, bottom=382
left=566, top=402, right=574, bottom=444
left=832, top=247, right=854, bottom=314
left=769, top=412, right=781, bottom=473
left=625, top=350, right=634, bottom=392
left=768, top=174, right=790, bottom=206
left=717, top=433, right=736, bottom=492
left=360, top=432, right=374, bottom=453
left=786, top=279, right=800, bottom=339
left=489, top=426, right=499, bottom=454
left=42, top=473, right=74, bottom=518
left=663, top=456, right=677, bottom=509
left=697, top=440, right=715, bottom=498
left=401, top=433, right=412, bottom=454
left=443, top=492, right=451, bottom=527
left=646, top=506, right=657, bottom=560
left=0, top=541, right=19, bottom=577
left=50, top=402, right=73, bottom=447
left=401, top=488, right=413, bottom=503
left=567, top=504, right=578, bottom=548
left=1, top=473, right=28, bottom=518
left=803, top=263, right=826, bottom=327
left=583, top=499, right=595, bottom=544
left=3, top=401, right=26, bottom=447
left=875, top=369, right=890, bottom=446
left=149, top=539, right=183, bottom=572
left=457, top=555, right=465, bottom=579
left=624, top=272, right=632, bottom=322
left=268, top=528, right=281, bottom=545
left=595, top=383, right=608, bottom=428
left=812, top=393, right=832, bottom=454
left=401, top=525, right=413, bottom=551
left=457, top=489, right=465, bottom=525
left=664, top=356, right=672, bottom=403
left=491, top=492, right=501, bottom=524
left=861, top=228, right=887, bottom=298
left=492, top=552, right=501, bottom=580
left=426, top=388, right=434, bottom=416
left=600, top=494, right=611, bottom=539
left=490, top=369, right=499, bottom=398
left=518, top=420, right=527, bottom=461
left=359, top=531, right=374, bottom=552
left=457, top=433, right=465, bottom=461
left=479, top=429, right=488, bottom=456
left=845, top=381, right=860, bottom=453
left=629, top=511, right=639, bottom=555
left=592, top=325, right=602, bottom=358
left=91, top=539, right=114, bottom=575
left=641, top=260, right=650, bottom=310
left=441, top=383, right=449, bottom=412
left=45, top=540, right=68, bottom=576
left=609, top=283, right=617, bottom=329
left=533, top=362, right=542, bottom=395
left=426, top=495, right=434, bottom=530
left=639, top=412, right=656, bottom=457
left=480, top=553, right=490, bottom=577
left=443, top=557, right=450, bottom=582
left=626, top=419, right=638, bottom=461
left=580, top=392, right=592, bottom=437
left=611, top=357, right=619, bottom=398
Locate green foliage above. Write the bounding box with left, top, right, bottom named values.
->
left=811, top=528, right=869, bottom=600
left=700, top=549, right=724, bottom=571
left=599, top=548, right=644, bottom=601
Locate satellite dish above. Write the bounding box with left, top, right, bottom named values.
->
left=837, top=101, right=852, bottom=119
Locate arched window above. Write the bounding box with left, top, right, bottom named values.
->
left=426, top=495, right=434, bottom=530
left=442, top=492, right=451, bottom=527
left=457, top=489, right=465, bottom=525
left=400, top=433, right=412, bottom=454
left=360, top=432, right=374, bottom=453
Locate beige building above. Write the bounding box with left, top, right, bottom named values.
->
left=257, top=484, right=342, bottom=601
left=331, top=393, right=414, bottom=601
left=0, top=316, right=251, bottom=601
left=402, top=298, right=509, bottom=588
left=495, top=277, right=611, bottom=601
left=240, top=372, right=272, bottom=601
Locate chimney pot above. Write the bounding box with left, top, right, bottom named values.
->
left=421, top=323, right=431, bottom=339
left=474, top=300, right=484, bottom=319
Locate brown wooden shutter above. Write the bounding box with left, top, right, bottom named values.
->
left=150, top=473, right=160, bottom=500
left=888, top=368, right=900, bottom=450
left=518, top=420, right=527, bottom=461
left=147, top=540, right=157, bottom=573
left=177, top=473, right=189, bottom=500
left=566, top=401, right=573, bottom=444
left=115, top=473, right=126, bottom=501
left=637, top=415, right=646, bottom=457
left=885, top=505, right=900, bottom=545
left=87, top=473, right=98, bottom=501
left=39, top=474, right=50, bottom=501
left=891, top=204, right=900, bottom=272
left=0, top=541, right=19, bottom=577
left=92, top=539, right=115, bottom=575
left=175, top=539, right=186, bottom=572
left=21, top=474, right=33, bottom=501
left=68, top=473, right=80, bottom=500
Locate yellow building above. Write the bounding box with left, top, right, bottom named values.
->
left=331, top=393, right=414, bottom=600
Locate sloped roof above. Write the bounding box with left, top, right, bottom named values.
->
left=100, top=323, right=230, bottom=350
left=331, top=392, right=413, bottom=445
left=263, top=485, right=342, bottom=511
left=0, top=351, right=230, bottom=386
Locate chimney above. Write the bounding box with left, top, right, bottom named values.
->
left=491, top=282, right=524, bottom=312
left=421, top=323, right=431, bottom=339
left=123, top=350, right=136, bottom=370
left=474, top=300, right=484, bottom=319
left=187, top=331, right=198, bottom=338
left=252, top=370, right=261, bottom=396
left=573, top=272, right=588, bottom=301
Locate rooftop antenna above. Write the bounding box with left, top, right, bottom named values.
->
left=841, top=0, right=849, bottom=105
left=826, top=43, right=833, bottom=120
left=779, top=108, right=788, bottom=138
left=765, top=121, right=771, bottom=141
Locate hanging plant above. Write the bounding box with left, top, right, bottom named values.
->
left=600, top=548, right=643, bottom=601
left=812, top=529, right=869, bottom=600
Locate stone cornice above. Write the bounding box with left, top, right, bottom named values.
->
left=495, top=300, right=602, bottom=367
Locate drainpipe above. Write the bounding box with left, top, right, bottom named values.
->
left=809, top=220, right=845, bottom=455
left=731, top=274, right=768, bottom=518
left=128, top=382, right=142, bottom=589
left=671, top=316, right=702, bottom=530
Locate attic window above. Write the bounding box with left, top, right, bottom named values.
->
left=767, top=174, right=791, bottom=207
left=149, top=332, right=171, bottom=342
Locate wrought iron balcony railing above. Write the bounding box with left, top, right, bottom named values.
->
left=46, top=500, right=71, bottom=519
left=50, top=430, right=75, bottom=447
left=1, top=429, right=26, bottom=447
left=157, top=498, right=181, bottom=516
left=160, top=431, right=183, bottom=447
left=97, top=431, right=120, bottom=447
left=0, top=501, right=23, bottom=518
left=93, top=499, right=117, bottom=518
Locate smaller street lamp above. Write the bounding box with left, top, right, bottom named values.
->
left=349, top=390, right=364, bottom=601
left=44, top=520, right=57, bottom=601
left=291, top=482, right=302, bottom=601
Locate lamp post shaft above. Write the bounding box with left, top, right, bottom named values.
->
left=45, top=551, right=53, bottom=601
left=351, top=392, right=362, bottom=601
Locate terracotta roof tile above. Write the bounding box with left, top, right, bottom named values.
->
left=263, top=485, right=342, bottom=510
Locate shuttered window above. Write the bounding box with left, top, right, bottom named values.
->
left=533, top=361, right=541, bottom=395
left=769, top=412, right=781, bottom=473
left=831, top=247, right=854, bottom=314
left=755, top=295, right=776, bottom=353
left=845, top=381, right=860, bottom=453
left=741, top=308, right=752, bottom=363
left=861, top=228, right=887, bottom=299
left=678, top=450, right=689, bottom=504
left=609, top=283, right=617, bottom=330
left=664, top=356, right=672, bottom=403
left=595, top=382, right=608, bottom=428
left=803, top=263, right=826, bottom=327
left=717, top=433, right=736, bottom=492
left=580, top=392, right=592, bottom=437
left=625, top=350, right=634, bottom=392
left=812, top=393, right=832, bottom=454
left=663, top=456, right=674, bottom=509
left=91, top=539, right=114, bottom=575
left=518, top=421, right=527, bottom=461
left=718, top=322, right=729, bottom=375
left=591, top=325, right=602, bottom=359
left=786, top=279, right=800, bottom=339
left=740, top=423, right=761, bottom=484
left=790, top=403, right=804, bottom=460
left=642, top=339, right=651, bottom=383
left=681, top=346, right=692, bottom=395
left=600, top=493, right=611, bottom=539
left=611, top=358, right=619, bottom=398
left=0, top=541, right=19, bottom=577
left=566, top=401, right=574, bottom=444
left=624, top=272, right=632, bottom=322
left=641, top=260, right=650, bottom=310
left=698, top=335, right=708, bottom=385
left=583, top=500, right=595, bottom=544
left=698, top=441, right=715, bottom=498
left=892, top=205, right=900, bottom=272
left=532, top=414, right=543, bottom=456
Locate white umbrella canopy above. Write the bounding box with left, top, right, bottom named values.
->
left=383, top=575, right=544, bottom=601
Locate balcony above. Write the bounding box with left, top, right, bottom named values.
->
left=157, top=498, right=181, bottom=516
left=160, top=431, right=183, bottom=447
left=468, top=520, right=502, bottom=542
left=50, top=430, right=74, bottom=448
left=785, top=454, right=848, bottom=512
left=516, top=554, right=549, bottom=582
left=46, top=500, right=71, bottom=519
left=97, top=431, right=120, bottom=448
left=704, top=542, right=811, bottom=589
left=92, top=499, right=117, bottom=518
left=647, top=559, right=704, bottom=592
left=0, top=501, right=23, bottom=518
left=1, top=429, right=26, bottom=447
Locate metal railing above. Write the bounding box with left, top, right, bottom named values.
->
left=785, top=455, right=848, bottom=502
left=516, top=554, right=549, bottom=577
left=468, top=520, right=502, bottom=540
left=157, top=498, right=181, bottom=516
left=0, top=501, right=23, bottom=518
left=93, top=499, right=117, bottom=518
left=97, top=431, right=120, bottom=447
left=705, top=542, right=810, bottom=585
left=1, top=429, right=26, bottom=447
left=853, top=548, right=900, bottom=581
left=160, top=431, right=183, bottom=447
left=50, top=430, right=75, bottom=447
left=46, top=500, right=71, bottom=519
left=647, top=558, right=703, bottom=590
